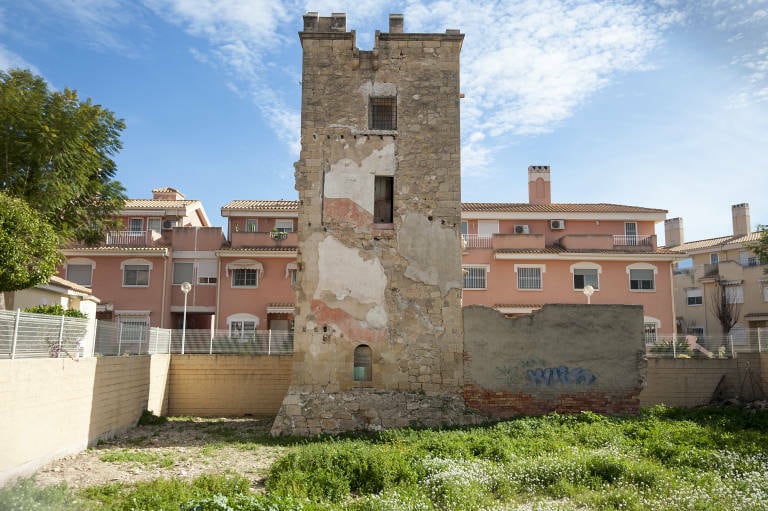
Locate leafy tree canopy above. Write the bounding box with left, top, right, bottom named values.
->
left=24, top=304, right=87, bottom=318
left=0, top=69, right=126, bottom=244
left=0, top=192, right=61, bottom=292
left=751, top=225, right=768, bottom=274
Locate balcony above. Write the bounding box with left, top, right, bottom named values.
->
left=612, top=235, right=655, bottom=249
left=103, top=230, right=163, bottom=247
left=461, top=234, right=492, bottom=249
left=230, top=231, right=298, bottom=249
left=491, top=233, right=545, bottom=250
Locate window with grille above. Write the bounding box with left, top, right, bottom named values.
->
left=725, top=285, right=744, bottom=304
left=232, top=268, right=258, bottom=287
left=463, top=266, right=487, bottom=289
left=129, top=218, right=143, bottom=231
left=289, top=269, right=298, bottom=286
left=517, top=266, right=542, bottom=290
left=374, top=176, right=394, bottom=223
left=629, top=269, right=654, bottom=290
left=230, top=320, right=256, bottom=340
left=123, top=264, right=150, bottom=286
left=369, top=97, right=396, bottom=130
left=66, top=264, right=93, bottom=286
left=686, top=327, right=704, bottom=336
left=643, top=323, right=658, bottom=343
left=354, top=344, right=372, bottom=381
left=246, top=219, right=258, bottom=232
left=573, top=268, right=598, bottom=290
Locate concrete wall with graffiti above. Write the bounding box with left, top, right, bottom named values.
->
left=463, top=304, right=646, bottom=417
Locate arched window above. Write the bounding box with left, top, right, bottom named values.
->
left=353, top=344, right=372, bottom=382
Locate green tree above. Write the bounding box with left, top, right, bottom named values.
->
left=0, top=69, right=126, bottom=244
left=750, top=225, right=768, bottom=274
left=0, top=193, right=62, bottom=308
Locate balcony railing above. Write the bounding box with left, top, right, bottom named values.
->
left=105, top=230, right=157, bottom=247
left=461, top=234, right=492, bottom=249
left=613, top=235, right=654, bottom=247
left=741, top=256, right=768, bottom=267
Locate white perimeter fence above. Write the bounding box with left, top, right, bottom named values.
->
left=646, top=329, right=768, bottom=358
left=0, top=310, right=293, bottom=359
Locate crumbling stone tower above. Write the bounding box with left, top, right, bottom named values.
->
left=271, top=13, right=466, bottom=435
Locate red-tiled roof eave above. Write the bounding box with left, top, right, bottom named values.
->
left=461, top=202, right=667, bottom=214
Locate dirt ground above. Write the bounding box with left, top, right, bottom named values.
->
left=32, top=417, right=290, bottom=490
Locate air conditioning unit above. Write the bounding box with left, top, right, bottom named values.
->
left=514, top=224, right=530, bottom=234
left=550, top=219, right=566, bottom=230
left=162, top=220, right=178, bottom=230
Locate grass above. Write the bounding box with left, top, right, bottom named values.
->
left=99, top=448, right=176, bottom=468
left=7, top=405, right=768, bottom=510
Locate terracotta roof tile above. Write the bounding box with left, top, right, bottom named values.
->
left=462, top=203, right=667, bottom=214
left=221, top=200, right=300, bottom=211
left=670, top=231, right=764, bottom=252
left=125, top=199, right=196, bottom=209
left=493, top=247, right=677, bottom=255
left=492, top=304, right=543, bottom=309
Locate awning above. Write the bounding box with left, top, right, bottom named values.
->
left=267, top=303, right=295, bottom=314
left=225, top=259, right=263, bottom=277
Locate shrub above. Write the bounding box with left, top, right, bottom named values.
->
left=24, top=304, right=87, bottom=318
left=137, top=409, right=168, bottom=426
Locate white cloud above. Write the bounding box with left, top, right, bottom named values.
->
left=0, top=46, right=35, bottom=72
left=143, top=0, right=301, bottom=151
left=404, top=0, right=681, bottom=172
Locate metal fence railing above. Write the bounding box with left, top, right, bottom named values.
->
left=0, top=310, right=94, bottom=359
left=646, top=329, right=767, bottom=358
left=92, top=326, right=293, bottom=356
left=170, top=329, right=294, bottom=355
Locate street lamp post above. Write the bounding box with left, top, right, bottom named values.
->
left=181, top=281, right=192, bottom=354
left=582, top=285, right=594, bottom=305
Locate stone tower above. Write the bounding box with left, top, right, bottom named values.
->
left=271, top=13, right=467, bottom=435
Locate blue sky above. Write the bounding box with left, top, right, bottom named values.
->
left=1, top=0, right=766, bottom=244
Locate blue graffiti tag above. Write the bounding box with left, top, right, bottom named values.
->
left=526, top=366, right=597, bottom=386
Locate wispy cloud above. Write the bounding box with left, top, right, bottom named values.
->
left=404, top=0, right=683, bottom=172
left=143, top=0, right=300, bottom=150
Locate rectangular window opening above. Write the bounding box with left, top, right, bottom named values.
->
left=463, top=267, right=487, bottom=289
left=369, top=97, right=396, bottom=130
left=232, top=269, right=258, bottom=287
left=573, top=269, right=598, bottom=290
left=173, top=262, right=194, bottom=285
left=518, top=267, right=542, bottom=290
left=374, top=176, right=394, bottom=224
left=123, top=265, right=150, bottom=286
left=66, top=264, right=93, bottom=287
left=629, top=269, right=654, bottom=290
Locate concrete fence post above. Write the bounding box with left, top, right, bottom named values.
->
left=10, top=309, right=21, bottom=359
left=209, top=333, right=213, bottom=355
left=268, top=330, right=272, bottom=356
left=58, top=315, right=65, bottom=354
left=758, top=329, right=763, bottom=353
left=672, top=336, right=677, bottom=359
left=729, top=335, right=735, bottom=358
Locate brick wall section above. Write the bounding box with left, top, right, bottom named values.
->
left=0, top=357, right=152, bottom=484
left=640, top=354, right=764, bottom=407
left=168, top=355, right=292, bottom=416
left=463, top=304, right=646, bottom=417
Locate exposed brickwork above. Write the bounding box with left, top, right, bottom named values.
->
left=463, top=384, right=640, bottom=417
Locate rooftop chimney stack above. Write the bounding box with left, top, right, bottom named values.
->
left=664, top=217, right=684, bottom=247
left=732, top=203, right=751, bottom=237
left=389, top=14, right=404, bottom=33
left=528, top=165, right=551, bottom=205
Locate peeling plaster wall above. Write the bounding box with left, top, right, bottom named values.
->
left=272, top=16, right=469, bottom=435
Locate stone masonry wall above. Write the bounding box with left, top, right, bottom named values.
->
left=272, top=13, right=471, bottom=435
left=463, top=304, right=646, bottom=417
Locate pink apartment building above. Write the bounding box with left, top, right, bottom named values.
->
left=61, top=170, right=677, bottom=344
left=60, top=189, right=298, bottom=343
left=461, top=167, right=677, bottom=340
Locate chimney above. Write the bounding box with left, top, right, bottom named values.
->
left=330, top=13, right=346, bottom=32
left=152, top=187, right=185, bottom=200
left=732, top=203, right=751, bottom=237
left=389, top=14, right=404, bottom=33
left=664, top=217, right=684, bottom=247
left=528, top=166, right=551, bottom=205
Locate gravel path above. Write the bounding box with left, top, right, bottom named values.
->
left=33, top=417, right=290, bottom=491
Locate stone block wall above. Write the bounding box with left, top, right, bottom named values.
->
left=463, top=304, right=646, bottom=417
left=273, top=13, right=470, bottom=435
